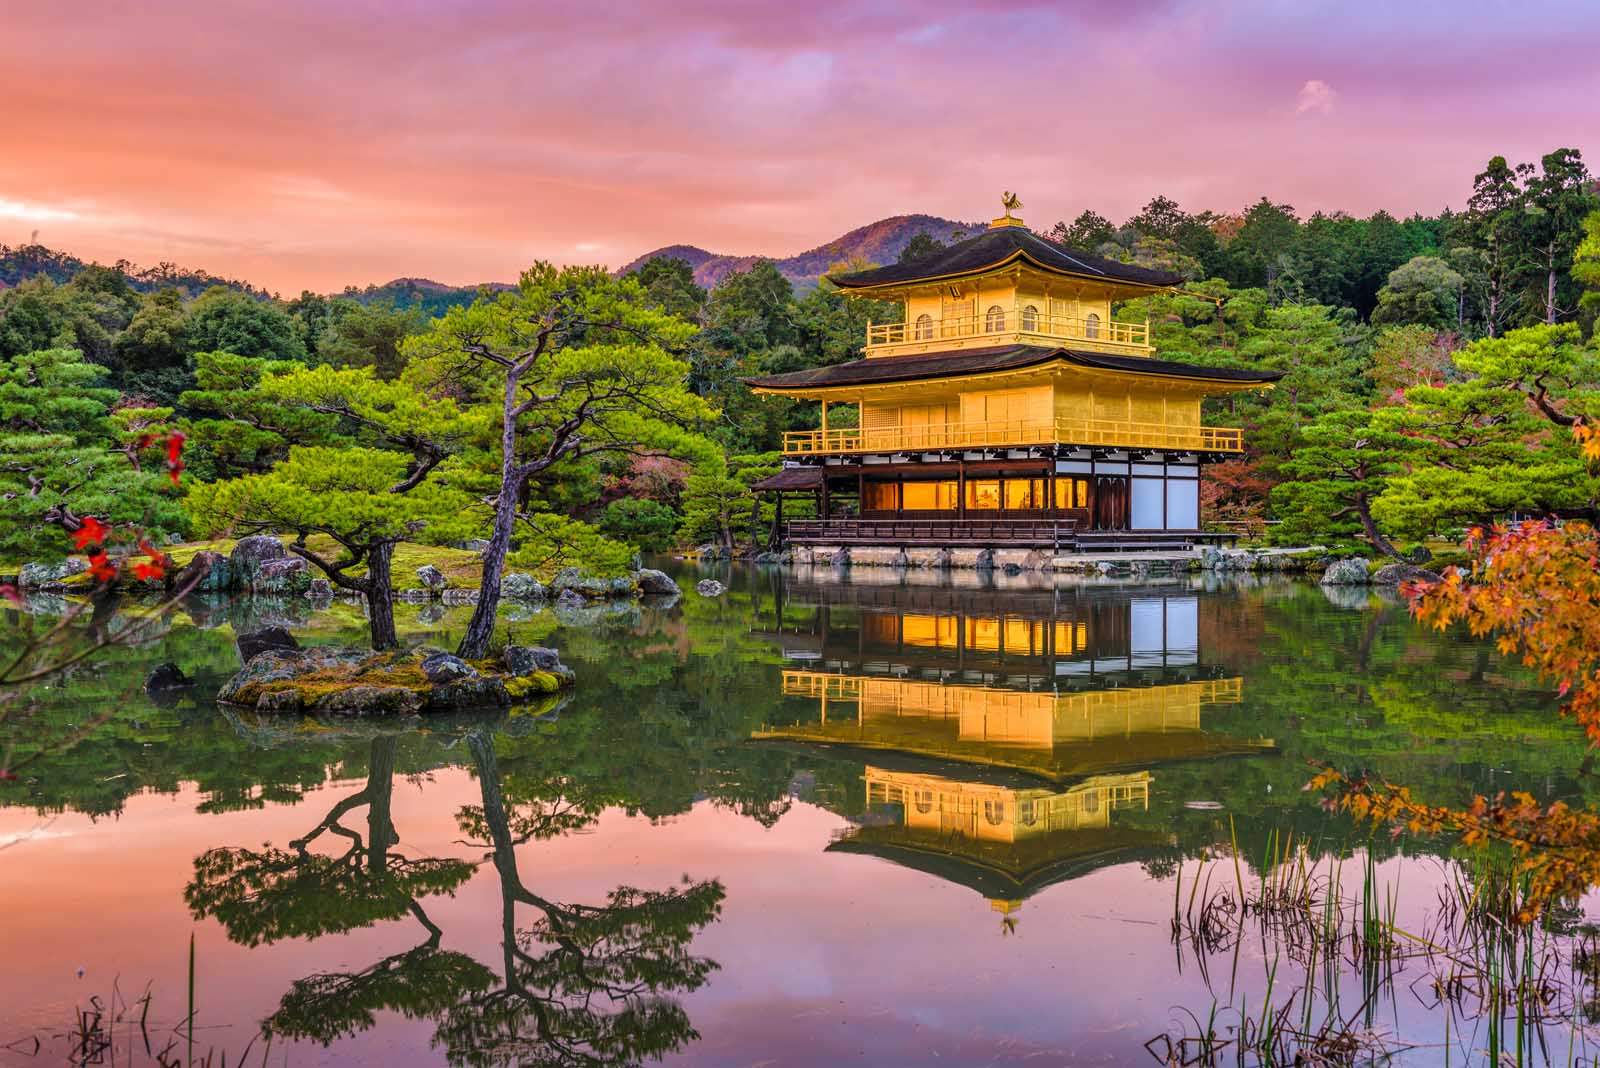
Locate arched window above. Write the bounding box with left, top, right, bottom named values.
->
left=984, top=305, right=1006, bottom=333
left=914, top=789, right=934, bottom=815
left=1018, top=801, right=1038, bottom=827
left=913, top=313, right=933, bottom=340
left=983, top=799, right=1005, bottom=826
left=1084, top=312, right=1101, bottom=339
left=1021, top=304, right=1039, bottom=331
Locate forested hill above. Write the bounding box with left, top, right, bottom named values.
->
left=619, top=214, right=979, bottom=289
left=0, top=242, right=270, bottom=299
left=334, top=277, right=514, bottom=315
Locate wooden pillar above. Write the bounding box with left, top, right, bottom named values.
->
left=957, top=461, right=966, bottom=520
left=820, top=479, right=829, bottom=522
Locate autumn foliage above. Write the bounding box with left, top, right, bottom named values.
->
left=1314, top=425, right=1600, bottom=921
left=1408, top=517, right=1600, bottom=743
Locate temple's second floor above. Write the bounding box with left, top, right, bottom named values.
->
left=746, top=347, right=1280, bottom=458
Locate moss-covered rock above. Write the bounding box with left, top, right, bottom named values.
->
left=216, top=643, right=572, bottom=716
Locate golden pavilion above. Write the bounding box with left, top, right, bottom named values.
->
left=746, top=201, right=1283, bottom=551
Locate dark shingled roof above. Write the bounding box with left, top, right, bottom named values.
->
left=744, top=345, right=1285, bottom=391
left=748, top=466, right=823, bottom=492
left=829, top=225, right=1184, bottom=290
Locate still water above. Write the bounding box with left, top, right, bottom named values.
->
left=0, top=563, right=1590, bottom=1065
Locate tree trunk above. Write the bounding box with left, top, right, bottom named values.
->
left=1547, top=262, right=1558, bottom=325
left=366, top=540, right=400, bottom=651
left=458, top=377, right=523, bottom=660
left=365, top=736, right=399, bottom=873
left=1354, top=492, right=1404, bottom=561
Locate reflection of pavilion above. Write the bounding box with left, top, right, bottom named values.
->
left=760, top=670, right=1257, bottom=782
left=755, top=580, right=1270, bottom=910
left=833, top=766, right=1167, bottom=910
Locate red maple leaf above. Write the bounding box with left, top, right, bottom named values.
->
left=71, top=517, right=109, bottom=551
left=86, top=551, right=118, bottom=583
left=0, top=583, right=19, bottom=606
left=165, top=431, right=187, bottom=486
left=133, top=540, right=168, bottom=581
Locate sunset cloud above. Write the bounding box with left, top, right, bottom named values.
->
left=1295, top=79, right=1338, bottom=115
left=1, top=1, right=1595, bottom=292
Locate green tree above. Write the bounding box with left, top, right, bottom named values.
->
left=186, top=286, right=307, bottom=361
left=186, top=366, right=481, bottom=649
left=598, top=496, right=680, bottom=552
left=112, top=288, right=192, bottom=402
left=896, top=232, right=946, bottom=265
left=316, top=300, right=426, bottom=379
left=1575, top=209, right=1600, bottom=317
left=1270, top=409, right=1412, bottom=557
left=0, top=277, right=68, bottom=359
left=1371, top=256, right=1465, bottom=330
left=0, top=348, right=186, bottom=559
left=179, top=351, right=340, bottom=480
left=1517, top=148, right=1597, bottom=325
left=1049, top=210, right=1115, bottom=250
left=678, top=452, right=781, bottom=553
left=1457, top=154, right=1531, bottom=335
left=403, top=263, right=716, bottom=659
left=627, top=256, right=707, bottom=322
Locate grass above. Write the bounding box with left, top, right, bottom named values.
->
left=165, top=535, right=486, bottom=591
left=1161, top=834, right=1600, bottom=1067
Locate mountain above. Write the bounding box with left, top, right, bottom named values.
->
left=618, top=214, right=980, bottom=290
left=338, top=277, right=514, bottom=315
left=0, top=242, right=269, bottom=298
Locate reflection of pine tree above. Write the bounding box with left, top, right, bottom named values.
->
left=185, top=736, right=476, bottom=947
left=431, top=732, right=724, bottom=1068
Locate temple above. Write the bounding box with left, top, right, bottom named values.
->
left=746, top=205, right=1283, bottom=553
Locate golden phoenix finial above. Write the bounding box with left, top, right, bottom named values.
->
left=1001, top=191, right=1023, bottom=216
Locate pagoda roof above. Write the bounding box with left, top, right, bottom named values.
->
left=748, top=466, right=824, bottom=492
left=826, top=826, right=1169, bottom=901
left=827, top=225, right=1184, bottom=291
left=744, top=344, right=1285, bottom=392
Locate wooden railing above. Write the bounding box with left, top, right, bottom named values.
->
left=782, top=418, right=1243, bottom=455
left=782, top=517, right=1078, bottom=548
left=867, top=311, right=1150, bottom=354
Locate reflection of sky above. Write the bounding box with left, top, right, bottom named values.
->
left=0, top=767, right=1536, bottom=1067
left=4, top=2, right=1596, bottom=292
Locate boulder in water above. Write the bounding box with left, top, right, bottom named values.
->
left=17, top=558, right=88, bottom=590
left=177, top=551, right=233, bottom=593
left=1319, top=557, right=1371, bottom=586
left=1370, top=562, right=1442, bottom=587
left=695, top=579, right=726, bottom=597
left=503, top=645, right=565, bottom=676
left=144, top=662, right=193, bottom=696
left=502, top=573, right=546, bottom=602
left=236, top=625, right=300, bottom=664
left=229, top=535, right=288, bottom=584
left=635, top=568, right=679, bottom=596
left=252, top=557, right=310, bottom=595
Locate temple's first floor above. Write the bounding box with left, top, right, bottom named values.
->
left=755, top=449, right=1215, bottom=550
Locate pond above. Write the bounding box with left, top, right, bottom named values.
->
left=1, top=562, right=1593, bottom=1066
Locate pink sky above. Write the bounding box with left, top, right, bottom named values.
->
left=4, top=0, right=1596, bottom=294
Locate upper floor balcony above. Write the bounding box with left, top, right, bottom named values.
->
left=866, top=308, right=1152, bottom=358
left=782, top=416, right=1243, bottom=456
